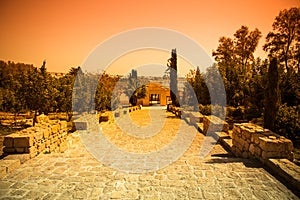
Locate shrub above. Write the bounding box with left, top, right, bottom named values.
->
left=274, top=104, right=300, bottom=142
left=230, top=106, right=245, bottom=120
left=244, top=105, right=262, bottom=121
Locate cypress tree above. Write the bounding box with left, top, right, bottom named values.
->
left=167, top=49, right=179, bottom=106
left=264, top=58, right=279, bottom=130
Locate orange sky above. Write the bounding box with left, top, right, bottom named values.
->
left=0, top=0, right=299, bottom=74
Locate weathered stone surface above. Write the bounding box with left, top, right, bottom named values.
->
left=0, top=159, right=20, bottom=175
left=13, top=135, right=34, bottom=148
left=114, top=112, right=120, bottom=117
left=3, top=147, right=16, bottom=153
left=232, top=123, right=293, bottom=162
left=3, top=136, right=14, bottom=148
left=99, top=115, right=109, bottom=122
left=203, top=115, right=229, bottom=135
left=36, top=114, right=49, bottom=123
left=189, top=112, right=204, bottom=125
left=0, top=110, right=298, bottom=199
left=74, top=122, right=87, bottom=130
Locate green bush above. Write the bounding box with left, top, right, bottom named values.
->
left=274, top=104, right=300, bottom=142
left=244, top=105, right=262, bottom=120
left=229, top=106, right=245, bottom=120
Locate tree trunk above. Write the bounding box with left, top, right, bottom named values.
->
left=33, top=110, right=37, bottom=127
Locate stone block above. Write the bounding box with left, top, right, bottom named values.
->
left=114, top=112, right=120, bottom=118
left=261, top=151, right=280, bottom=160
left=249, top=144, right=255, bottom=155
left=3, top=147, right=16, bottom=153
left=242, top=151, right=249, bottom=159
left=51, top=124, right=60, bottom=134
left=45, top=140, right=50, bottom=147
left=59, top=141, right=68, bottom=153
left=37, top=142, right=45, bottom=153
left=3, top=136, right=14, bottom=148
left=243, top=141, right=250, bottom=151
left=251, top=133, right=261, bottom=145
left=99, top=115, right=109, bottom=122
left=235, top=141, right=243, bottom=152
left=43, top=128, right=50, bottom=139
left=33, top=130, right=43, bottom=141
left=60, top=121, right=68, bottom=129
left=14, top=135, right=34, bottom=148
left=15, top=147, right=25, bottom=153
left=241, top=129, right=252, bottom=140
left=74, top=122, right=87, bottom=130
left=233, top=124, right=242, bottom=134
left=259, top=137, right=282, bottom=152
left=24, top=146, right=36, bottom=154
left=279, top=137, right=293, bottom=151
left=203, top=115, right=229, bottom=134
left=254, top=145, right=262, bottom=157
left=36, top=114, right=49, bottom=123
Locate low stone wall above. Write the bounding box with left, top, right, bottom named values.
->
left=202, top=115, right=229, bottom=135
left=113, top=105, right=141, bottom=118
left=232, top=123, right=294, bottom=162
left=168, top=106, right=229, bottom=136
left=3, top=115, right=69, bottom=158
left=189, top=112, right=204, bottom=125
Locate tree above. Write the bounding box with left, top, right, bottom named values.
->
left=234, top=26, right=262, bottom=77
left=213, top=25, right=262, bottom=106
left=124, top=69, right=146, bottom=106
left=38, top=60, right=57, bottom=115
left=246, top=58, right=268, bottom=117
left=264, top=58, right=279, bottom=131
left=55, top=67, right=79, bottom=121
left=263, top=7, right=300, bottom=76
left=185, top=67, right=210, bottom=105
left=167, top=49, right=179, bottom=106
left=95, top=72, right=120, bottom=111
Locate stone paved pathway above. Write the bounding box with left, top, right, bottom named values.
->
left=0, top=108, right=299, bottom=199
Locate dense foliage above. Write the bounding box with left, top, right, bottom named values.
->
left=0, top=61, right=120, bottom=124
left=185, top=7, right=299, bottom=142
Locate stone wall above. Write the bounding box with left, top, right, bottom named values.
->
left=168, top=106, right=229, bottom=137
left=202, top=115, right=229, bottom=135
left=3, top=114, right=69, bottom=158
left=232, top=123, right=294, bottom=162
left=113, top=105, right=141, bottom=118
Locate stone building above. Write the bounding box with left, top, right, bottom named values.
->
left=138, top=83, right=171, bottom=106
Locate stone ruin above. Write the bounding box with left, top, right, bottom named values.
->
left=170, top=106, right=294, bottom=163
left=232, top=123, right=294, bottom=162
left=3, top=114, right=69, bottom=158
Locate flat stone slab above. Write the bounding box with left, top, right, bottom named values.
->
left=266, top=158, right=300, bottom=194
